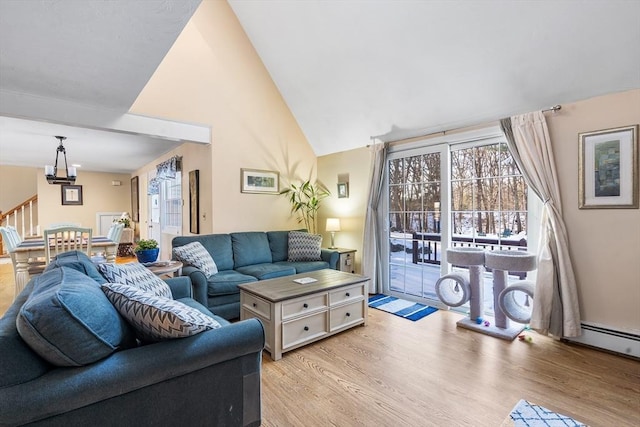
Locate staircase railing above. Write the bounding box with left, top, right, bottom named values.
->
left=0, top=194, right=38, bottom=254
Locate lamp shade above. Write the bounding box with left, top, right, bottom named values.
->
left=326, top=218, right=341, bottom=232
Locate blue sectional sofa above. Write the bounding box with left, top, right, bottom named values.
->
left=0, top=251, right=265, bottom=427
left=172, top=230, right=340, bottom=320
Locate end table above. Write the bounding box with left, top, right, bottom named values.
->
left=330, top=248, right=356, bottom=273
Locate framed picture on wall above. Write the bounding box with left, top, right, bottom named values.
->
left=131, top=176, right=140, bottom=221
left=579, top=124, right=638, bottom=209
left=337, top=182, right=349, bottom=198
left=61, top=185, right=83, bottom=205
left=240, top=169, right=279, bottom=194
left=189, top=170, right=200, bottom=234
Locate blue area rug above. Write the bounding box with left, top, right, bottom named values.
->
left=368, top=294, right=437, bottom=321
left=502, top=399, right=587, bottom=427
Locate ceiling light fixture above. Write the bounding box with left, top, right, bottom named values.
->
left=45, top=136, right=77, bottom=185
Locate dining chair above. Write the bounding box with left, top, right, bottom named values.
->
left=44, top=226, right=93, bottom=264
left=92, top=223, right=124, bottom=263
left=107, top=222, right=125, bottom=244
left=0, top=226, right=47, bottom=289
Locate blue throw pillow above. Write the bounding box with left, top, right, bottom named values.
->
left=16, top=267, right=136, bottom=367
left=45, top=250, right=106, bottom=283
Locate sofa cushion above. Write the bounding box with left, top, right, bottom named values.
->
left=288, top=231, right=322, bottom=262
left=102, top=283, right=222, bottom=342
left=98, top=262, right=172, bottom=298
left=0, top=281, right=51, bottom=388
left=173, top=234, right=235, bottom=271
left=206, top=270, right=257, bottom=296
left=267, top=230, right=291, bottom=262
left=231, top=232, right=272, bottom=267
left=173, top=241, right=218, bottom=278
left=15, top=267, right=136, bottom=367
left=236, top=263, right=297, bottom=280
left=275, top=260, right=331, bottom=274
left=45, top=250, right=106, bottom=283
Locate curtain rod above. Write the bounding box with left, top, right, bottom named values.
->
left=369, top=104, right=563, bottom=144
left=542, top=104, right=562, bottom=113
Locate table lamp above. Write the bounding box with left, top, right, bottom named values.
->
left=326, top=218, right=341, bottom=249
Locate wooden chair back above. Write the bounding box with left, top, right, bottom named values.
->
left=44, top=226, right=93, bottom=264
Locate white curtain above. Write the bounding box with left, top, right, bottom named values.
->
left=362, top=141, right=387, bottom=294
left=501, top=112, right=581, bottom=337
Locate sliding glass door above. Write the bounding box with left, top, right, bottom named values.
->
left=386, top=145, right=448, bottom=304
left=382, top=130, right=535, bottom=313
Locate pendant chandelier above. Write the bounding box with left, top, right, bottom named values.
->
left=44, top=136, right=77, bottom=185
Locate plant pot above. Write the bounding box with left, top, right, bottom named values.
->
left=136, top=248, right=159, bottom=264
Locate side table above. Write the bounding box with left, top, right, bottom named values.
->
left=330, top=248, right=356, bottom=273
left=146, top=261, right=183, bottom=278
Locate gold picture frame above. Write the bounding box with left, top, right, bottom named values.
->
left=578, top=124, right=638, bottom=209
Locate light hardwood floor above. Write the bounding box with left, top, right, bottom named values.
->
left=1, top=260, right=638, bottom=426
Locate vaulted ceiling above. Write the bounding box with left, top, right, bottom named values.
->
left=1, top=0, right=638, bottom=172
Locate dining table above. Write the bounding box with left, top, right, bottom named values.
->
left=12, top=236, right=118, bottom=294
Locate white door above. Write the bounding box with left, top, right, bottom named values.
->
left=148, top=171, right=162, bottom=259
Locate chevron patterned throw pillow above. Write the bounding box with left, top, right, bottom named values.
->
left=102, top=283, right=222, bottom=342
left=172, top=241, right=218, bottom=277
left=288, top=231, right=322, bottom=262
left=98, top=262, right=172, bottom=299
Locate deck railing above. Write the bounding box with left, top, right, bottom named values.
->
left=395, top=231, right=529, bottom=278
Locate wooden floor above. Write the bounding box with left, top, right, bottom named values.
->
left=1, top=260, right=639, bottom=426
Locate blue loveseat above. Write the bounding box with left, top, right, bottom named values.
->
left=0, top=251, right=265, bottom=427
left=172, top=230, right=340, bottom=320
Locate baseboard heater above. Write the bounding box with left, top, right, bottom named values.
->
left=565, top=322, right=640, bottom=358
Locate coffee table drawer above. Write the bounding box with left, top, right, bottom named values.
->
left=282, top=293, right=327, bottom=320
left=282, top=311, right=328, bottom=350
left=329, top=283, right=365, bottom=306
left=242, top=293, right=271, bottom=320
left=330, top=300, right=365, bottom=331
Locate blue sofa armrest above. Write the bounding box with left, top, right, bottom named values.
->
left=321, top=249, right=339, bottom=270
left=182, top=265, right=209, bottom=306
left=165, top=276, right=192, bottom=300
left=0, top=319, right=265, bottom=426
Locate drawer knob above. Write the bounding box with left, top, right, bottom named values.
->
left=252, top=303, right=257, bottom=307
left=346, top=292, right=350, bottom=297
left=346, top=312, right=351, bottom=317
left=303, top=303, right=308, bottom=308
left=304, top=326, right=309, bottom=331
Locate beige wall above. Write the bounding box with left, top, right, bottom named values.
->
left=0, top=166, right=38, bottom=213
left=130, top=0, right=316, bottom=250
left=36, top=170, right=132, bottom=232
left=318, top=147, right=372, bottom=273
left=546, top=89, right=640, bottom=333
left=132, top=142, right=212, bottom=253
left=1, top=166, right=131, bottom=236
left=318, top=89, right=640, bottom=334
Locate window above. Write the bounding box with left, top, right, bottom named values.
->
left=161, top=173, right=182, bottom=233
left=450, top=142, right=528, bottom=249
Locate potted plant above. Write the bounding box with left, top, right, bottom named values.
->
left=134, top=239, right=159, bottom=264
left=114, top=212, right=131, bottom=229
left=280, top=179, right=330, bottom=234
